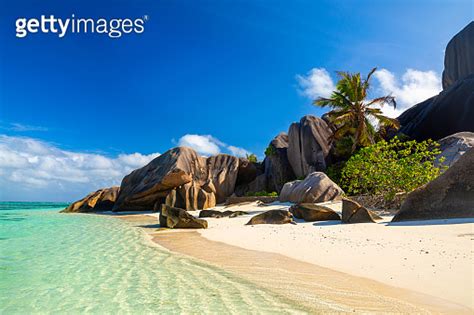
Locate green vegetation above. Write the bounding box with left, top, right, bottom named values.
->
left=314, top=68, right=399, bottom=156
left=340, top=137, right=445, bottom=201
left=264, top=144, right=277, bottom=157
left=246, top=153, right=258, bottom=163
left=245, top=191, right=278, bottom=197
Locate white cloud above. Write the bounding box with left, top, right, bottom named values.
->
left=177, top=134, right=250, bottom=157
left=227, top=145, right=250, bottom=157
left=296, top=67, right=442, bottom=118
left=0, top=135, right=159, bottom=202
left=1, top=122, right=48, bottom=132
left=373, top=68, right=442, bottom=117
left=296, top=68, right=335, bottom=99
left=178, top=134, right=221, bottom=156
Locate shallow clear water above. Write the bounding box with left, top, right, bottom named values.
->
left=0, top=202, right=306, bottom=314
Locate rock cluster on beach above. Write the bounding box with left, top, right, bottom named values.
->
left=112, top=147, right=251, bottom=212
left=64, top=22, right=474, bottom=224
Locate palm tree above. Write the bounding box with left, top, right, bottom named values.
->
left=314, top=68, right=399, bottom=154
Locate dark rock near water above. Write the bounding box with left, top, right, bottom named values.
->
left=442, top=22, right=474, bottom=89
left=287, top=115, right=333, bottom=178
left=341, top=199, right=380, bottom=224
left=61, top=186, right=119, bottom=213
left=246, top=210, right=294, bottom=225
left=289, top=204, right=340, bottom=222
left=279, top=172, right=343, bottom=204
left=159, top=204, right=208, bottom=229
left=392, top=148, right=474, bottom=222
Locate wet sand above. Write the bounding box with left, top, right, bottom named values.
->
left=113, top=213, right=472, bottom=314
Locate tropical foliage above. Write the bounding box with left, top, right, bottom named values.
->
left=340, top=137, right=445, bottom=201
left=314, top=68, right=400, bottom=155
left=246, top=153, right=258, bottom=163
left=245, top=191, right=278, bottom=197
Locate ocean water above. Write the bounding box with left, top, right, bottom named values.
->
left=0, top=202, right=306, bottom=314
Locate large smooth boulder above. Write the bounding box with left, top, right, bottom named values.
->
left=159, top=205, right=208, bottom=229
left=287, top=115, right=333, bottom=178
left=162, top=181, right=217, bottom=211
left=113, top=147, right=242, bottom=212
left=61, top=187, right=119, bottom=213
left=398, top=74, right=474, bottom=141
left=246, top=210, right=294, bottom=225
left=289, top=204, right=340, bottom=222
left=341, top=199, right=380, bottom=224
left=442, top=22, right=474, bottom=89
left=207, top=154, right=240, bottom=203
left=436, top=132, right=474, bottom=167
left=279, top=172, right=344, bottom=204
left=264, top=132, right=296, bottom=193
left=392, top=148, right=474, bottom=222
left=114, top=147, right=207, bottom=211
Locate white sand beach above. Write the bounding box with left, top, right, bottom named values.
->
left=164, top=201, right=474, bottom=310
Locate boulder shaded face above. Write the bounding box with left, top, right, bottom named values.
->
left=341, top=199, right=380, bottom=224
left=246, top=210, right=294, bottom=225
left=206, top=154, right=240, bottom=204
left=264, top=132, right=296, bottom=193
left=436, top=132, right=474, bottom=168
left=397, top=75, right=474, bottom=141
left=392, top=148, right=474, bottom=222
left=289, top=204, right=340, bottom=222
left=61, top=186, right=119, bottom=213
left=279, top=172, right=344, bottom=204
left=442, top=22, right=474, bottom=89
left=287, top=115, right=333, bottom=178
left=113, top=147, right=241, bottom=212
left=159, top=205, right=208, bottom=229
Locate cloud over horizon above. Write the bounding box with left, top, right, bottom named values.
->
left=177, top=134, right=250, bottom=157
left=297, top=67, right=442, bottom=117
left=0, top=135, right=160, bottom=202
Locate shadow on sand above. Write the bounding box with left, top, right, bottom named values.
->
left=386, top=217, right=474, bottom=227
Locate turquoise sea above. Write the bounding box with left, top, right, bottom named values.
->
left=0, top=202, right=305, bottom=314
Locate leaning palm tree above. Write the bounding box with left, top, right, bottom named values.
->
left=314, top=68, right=399, bottom=154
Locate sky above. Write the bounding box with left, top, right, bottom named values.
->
left=0, top=0, right=472, bottom=201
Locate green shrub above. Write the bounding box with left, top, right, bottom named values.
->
left=340, top=137, right=445, bottom=201
left=325, top=162, right=346, bottom=187
left=246, top=153, right=258, bottom=163
left=264, top=145, right=277, bottom=157
left=245, top=191, right=278, bottom=197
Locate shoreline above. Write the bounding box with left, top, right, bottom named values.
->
left=111, top=211, right=472, bottom=314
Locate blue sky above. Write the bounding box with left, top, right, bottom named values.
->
left=0, top=0, right=472, bottom=201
